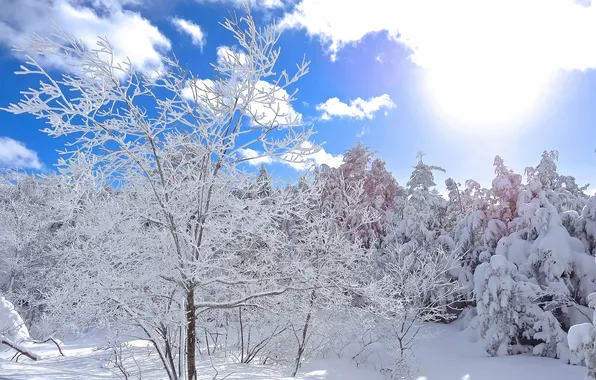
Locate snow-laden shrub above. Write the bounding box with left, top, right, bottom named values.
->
left=0, top=296, right=30, bottom=343
left=568, top=293, right=596, bottom=379
left=473, top=254, right=542, bottom=356
left=533, top=310, right=570, bottom=362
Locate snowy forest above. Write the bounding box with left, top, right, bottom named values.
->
left=2, top=8, right=596, bottom=380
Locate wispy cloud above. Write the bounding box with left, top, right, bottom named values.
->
left=172, top=17, right=206, bottom=49
left=356, top=125, right=370, bottom=137
left=0, top=137, right=43, bottom=170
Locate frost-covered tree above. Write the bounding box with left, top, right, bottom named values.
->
left=371, top=236, right=460, bottom=359
left=525, top=150, right=589, bottom=214
left=447, top=178, right=493, bottom=297
left=282, top=173, right=374, bottom=376
left=318, top=143, right=399, bottom=249
left=450, top=157, right=526, bottom=303
left=0, top=169, right=96, bottom=327
left=381, top=153, right=457, bottom=318
left=2, top=9, right=318, bottom=380
left=490, top=155, right=523, bottom=224
left=391, top=151, right=447, bottom=251
left=245, top=164, right=274, bottom=200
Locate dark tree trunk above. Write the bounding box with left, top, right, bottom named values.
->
left=186, top=285, right=197, bottom=380
left=1, top=338, right=38, bottom=361
left=292, top=290, right=316, bottom=377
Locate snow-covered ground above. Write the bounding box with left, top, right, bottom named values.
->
left=413, top=323, right=587, bottom=380
left=0, top=323, right=587, bottom=380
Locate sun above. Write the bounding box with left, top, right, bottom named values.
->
left=423, top=62, right=555, bottom=134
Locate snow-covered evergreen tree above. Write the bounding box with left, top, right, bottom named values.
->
left=473, top=254, right=542, bottom=356
left=381, top=152, right=459, bottom=317
left=391, top=151, right=448, bottom=252
left=525, top=150, right=589, bottom=215
left=503, top=181, right=596, bottom=310
left=490, top=155, right=523, bottom=225
left=578, top=196, right=596, bottom=256
left=319, top=143, right=399, bottom=249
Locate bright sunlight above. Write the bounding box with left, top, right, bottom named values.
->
left=390, top=0, right=596, bottom=131
left=424, top=64, right=555, bottom=129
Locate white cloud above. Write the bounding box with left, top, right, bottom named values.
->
left=281, top=141, right=343, bottom=170
left=0, top=137, right=43, bottom=170
left=248, top=80, right=302, bottom=127
left=172, top=18, right=206, bottom=49
left=305, top=142, right=343, bottom=168
left=280, top=0, right=596, bottom=72
left=194, top=0, right=284, bottom=8
left=280, top=0, right=596, bottom=124
left=316, top=94, right=395, bottom=120
left=182, top=78, right=216, bottom=102
left=0, top=0, right=170, bottom=73
left=216, top=45, right=249, bottom=66
left=238, top=148, right=274, bottom=165
left=239, top=142, right=343, bottom=171
left=182, top=46, right=302, bottom=127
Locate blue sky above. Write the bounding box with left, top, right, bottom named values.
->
left=1, top=0, right=596, bottom=193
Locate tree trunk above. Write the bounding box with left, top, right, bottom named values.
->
left=186, top=285, right=197, bottom=380
left=1, top=336, right=38, bottom=361
left=292, top=290, right=316, bottom=377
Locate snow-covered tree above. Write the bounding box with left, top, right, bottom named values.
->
left=391, top=151, right=447, bottom=251
left=318, top=143, right=400, bottom=249
left=578, top=196, right=596, bottom=256
left=500, top=182, right=596, bottom=311
left=0, top=168, right=96, bottom=327
left=2, top=9, right=317, bottom=380
left=282, top=171, right=376, bottom=376
left=490, top=155, right=523, bottom=224
left=381, top=153, right=458, bottom=318
left=525, top=150, right=589, bottom=215
left=533, top=310, right=570, bottom=362
left=472, top=254, right=543, bottom=356
left=473, top=161, right=596, bottom=360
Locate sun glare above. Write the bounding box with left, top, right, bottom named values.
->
left=407, top=0, right=573, bottom=133
left=424, top=64, right=555, bottom=133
